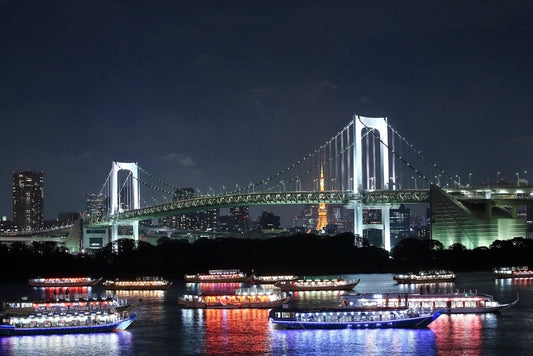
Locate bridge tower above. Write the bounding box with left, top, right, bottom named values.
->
left=315, top=165, right=328, bottom=231
left=353, top=115, right=396, bottom=251
left=110, top=161, right=140, bottom=250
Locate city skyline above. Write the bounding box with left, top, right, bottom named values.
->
left=2, top=1, right=532, bottom=221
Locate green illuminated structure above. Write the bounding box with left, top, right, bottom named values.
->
left=430, top=185, right=525, bottom=249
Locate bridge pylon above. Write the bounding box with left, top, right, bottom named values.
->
left=353, top=115, right=394, bottom=251
left=110, top=161, right=140, bottom=251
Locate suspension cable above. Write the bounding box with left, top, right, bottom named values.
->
left=383, top=119, right=455, bottom=184
left=356, top=116, right=436, bottom=185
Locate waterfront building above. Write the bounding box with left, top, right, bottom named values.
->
left=257, top=211, right=280, bottom=230
left=12, top=170, right=44, bottom=231
left=86, top=193, right=105, bottom=218
left=0, top=217, right=17, bottom=233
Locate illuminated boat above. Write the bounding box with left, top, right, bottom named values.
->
left=341, top=291, right=519, bottom=314
left=184, top=269, right=252, bottom=283
left=103, top=276, right=172, bottom=290
left=0, top=311, right=136, bottom=336
left=392, top=270, right=456, bottom=284
left=178, top=287, right=291, bottom=309
left=251, top=274, right=300, bottom=285
left=28, top=277, right=103, bottom=287
left=274, top=277, right=360, bottom=291
left=493, top=266, right=533, bottom=278
left=1, top=296, right=135, bottom=317
left=268, top=305, right=442, bottom=329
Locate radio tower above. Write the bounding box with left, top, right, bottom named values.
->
left=315, top=165, right=328, bottom=231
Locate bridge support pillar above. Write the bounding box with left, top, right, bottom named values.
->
left=382, top=207, right=391, bottom=251
left=110, top=221, right=139, bottom=252
left=354, top=203, right=364, bottom=246
left=109, top=161, right=140, bottom=252
left=355, top=205, right=392, bottom=251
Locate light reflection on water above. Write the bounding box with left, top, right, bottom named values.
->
left=178, top=297, right=441, bottom=356
left=0, top=332, right=133, bottom=356
left=180, top=308, right=273, bottom=355
left=430, top=314, right=484, bottom=356
left=2, top=272, right=531, bottom=355
left=270, top=327, right=437, bottom=356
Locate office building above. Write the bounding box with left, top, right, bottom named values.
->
left=12, top=171, right=44, bottom=231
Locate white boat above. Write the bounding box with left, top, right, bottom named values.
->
left=184, top=269, right=252, bottom=283
left=251, top=275, right=299, bottom=285
left=340, top=291, right=518, bottom=314
left=269, top=305, right=442, bottom=329
left=0, top=311, right=135, bottom=336
left=393, top=270, right=457, bottom=284
left=28, top=277, right=103, bottom=288
left=103, top=276, right=172, bottom=290
left=274, top=277, right=359, bottom=291
left=493, top=266, right=533, bottom=278
left=178, top=287, right=290, bottom=309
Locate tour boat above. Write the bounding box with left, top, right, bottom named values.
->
left=341, top=291, right=519, bottom=314
left=493, top=266, right=533, bottom=278
left=0, top=311, right=136, bottom=336
left=392, top=270, right=457, bottom=284
left=103, top=276, right=172, bottom=290
left=251, top=274, right=300, bottom=285
left=28, top=277, right=103, bottom=288
left=274, top=277, right=360, bottom=291
left=184, top=269, right=252, bottom=283
left=1, top=295, right=135, bottom=317
left=268, top=305, right=442, bottom=329
left=178, top=287, right=291, bottom=309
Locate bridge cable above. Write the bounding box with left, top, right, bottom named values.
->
left=357, top=116, right=456, bottom=187
left=383, top=119, right=456, bottom=185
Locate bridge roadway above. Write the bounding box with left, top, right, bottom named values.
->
left=85, top=189, right=434, bottom=226
left=84, top=185, right=533, bottom=227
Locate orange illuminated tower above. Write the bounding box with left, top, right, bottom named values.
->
left=315, top=165, right=328, bottom=231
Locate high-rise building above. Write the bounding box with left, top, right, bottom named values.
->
left=230, top=206, right=250, bottom=232
left=257, top=211, right=280, bottom=230
left=390, top=204, right=411, bottom=249
left=161, top=188, right=218, bottom=231
left=12, top=170, right=44, bottom=231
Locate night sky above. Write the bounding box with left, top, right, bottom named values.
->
left=1, top=1, right=532, bottom=224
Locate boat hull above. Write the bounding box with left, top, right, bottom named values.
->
left=493, top=266, right=533, bottom=278
left=0, top=313, right=136, bottom=336
left=269, top=309, right=442, bottom=329
left=274, top=279, right=359, bottom=291
left=493, top=272, right=533, bottom=278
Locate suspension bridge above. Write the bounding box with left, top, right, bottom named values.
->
left=84, top=115, right=533, bottom=252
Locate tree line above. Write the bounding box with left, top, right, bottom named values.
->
left=0, top=234, right=531, bottom=281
